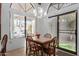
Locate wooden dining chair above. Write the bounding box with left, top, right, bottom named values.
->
left=0, top=34, right=8, bottom=56
left=26, top=36, right=41, bottom=56
left=43, top=37, right=57, bottom=56
left=35, top=33, right=40, bottom=39
left=44, top=33, right=52, bottom=38
left=43, top=33, right=52, bottom=49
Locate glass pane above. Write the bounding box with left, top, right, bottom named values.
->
left=26, top=17, right=36, bottom=36
left=59, top=33, right=76, bottom=51
left=13, top=14, right=25, bottom=38
left=59, top=12, right=76, bottom=52
left=59, top=13, right=76, bottom=31
left=26, top=20, right=32, bottom=34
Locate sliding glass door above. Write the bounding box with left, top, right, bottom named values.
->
left=58, top=11, right=77, bottom=54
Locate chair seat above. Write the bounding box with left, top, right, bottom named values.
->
left=43, top=47, right=54, bottom=54
left=31, top=44, right=42, bottom=51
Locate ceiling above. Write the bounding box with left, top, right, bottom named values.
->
left=10, top=3, right=76, bottom=17
left=11, top=3, right=33, bottom=13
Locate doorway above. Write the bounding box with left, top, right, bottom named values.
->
left=26, top=19, right=35, bottom=36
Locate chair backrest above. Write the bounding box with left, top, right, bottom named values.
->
left=44, top=33, right=52, bottom=38
left=1, top=34, right=8, bottom=53
left=48, top=37, right=57, bottom=47
left=26, top=36, right=34, bottom=48
left=50, top=37, right=57, bottom=56
left=35, top=33, right=40, bottom=39
left=43, top=37, right=57, bottom=56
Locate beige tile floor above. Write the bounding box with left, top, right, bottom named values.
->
left=0, top=48, right=75, bottom=56
left=4, top=48, right=26, bottom=56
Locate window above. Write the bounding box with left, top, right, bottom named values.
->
left=48, top=11, right=77, bottom=54
left=10, top=14, right=36, bottom=39
left=11, top=14, right=25, bottom=38
left=58, top=11, right=77, bottom=54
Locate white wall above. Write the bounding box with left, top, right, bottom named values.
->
left=1, top=3, right=10, bottom=50
left=1, top=3, right=25, bottom=51
left=35, top=18, right=45, bottom=36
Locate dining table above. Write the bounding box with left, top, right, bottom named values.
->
left=26, top=36, right=53, bottom=56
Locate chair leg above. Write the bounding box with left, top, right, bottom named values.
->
left=28, top=49, right=31, bottom=56
left=26, top=48, right=28, bottom=55
left=2, top=53, right=5, bottom=56
left=53, top=53, right=55, bottom=56
left=33, top=51, right=39, bottom=56
left=33, top=51, right=35, bottom=56
left=36, top=51, right=39, bottom=56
